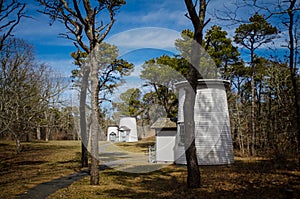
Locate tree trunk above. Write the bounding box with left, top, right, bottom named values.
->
left=250, top=45, right=256, bottom=156
left=45, top=127, right=49, bottom=142
left=26, top=132, right=30, bottom=142
left=16, top=137, right=21, bottom=154
left=90, top=48, right=100, bottom=185
left=250, top=72, right=255, bottom=156
left=36, top=125, right=41, bottom=140
left=80, top=67, right=90, bottom=168
left=236, top=100, right=244, bottom=155
left=184, top=87, right=201, bottom=188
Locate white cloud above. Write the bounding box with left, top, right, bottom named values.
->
left=106, top=27, right=181, bottom=56
left=130, top=62, right=144, bottom=78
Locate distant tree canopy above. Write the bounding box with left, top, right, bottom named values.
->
left=140, top=56, right=183, bottom=118
left=113, top=88, right=142, bottom=117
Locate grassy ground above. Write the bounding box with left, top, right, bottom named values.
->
left=0, top=140, right=299, bottom=199
left=48, top=157, right=300, bottom=199
left=0, top=140, right=82, bottom=198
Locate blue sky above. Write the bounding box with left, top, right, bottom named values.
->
left=13, top=0, right=192, bottom=77
left=10, top=0, right=294, bottom=108
left=12, top=0, right=290, bottom=75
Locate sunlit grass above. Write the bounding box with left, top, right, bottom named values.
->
left=48, top=157, right=300, bottom=199
left=0, top=140, right=82, bottom=198
left=1, top=140, right=299, bottom=199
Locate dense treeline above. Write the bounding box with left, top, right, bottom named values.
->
left=0, top=1, right=78, bottom=153
left=0, top=37, right=76, bottom=150
left=115, top=10, right=300, bottom=158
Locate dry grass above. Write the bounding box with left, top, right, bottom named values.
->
left=0, top=140, right=82, bottom=198
left=48, top=158, right=300, bottom=199
left=0, top=140, right=299, bottom=199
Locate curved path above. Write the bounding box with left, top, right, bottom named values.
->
left=17, top=169, right=92, bottom=199
left=16, top=141, right=161, bottom=199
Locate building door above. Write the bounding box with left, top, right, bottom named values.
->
left=109, top=132, right=116, bottom=142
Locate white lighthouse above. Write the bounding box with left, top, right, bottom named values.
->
left=175, top=79, right=234, bottom=165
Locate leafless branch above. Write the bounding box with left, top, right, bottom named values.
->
left=0, top=0, right=26, bottom=51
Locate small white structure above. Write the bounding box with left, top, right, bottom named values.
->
left=110, top=116, right=137, bottom=142
left=106, top=117, right=138, bottom=142
left=175, top=79, right=234, bottom=165
left=119, top=116, right=138, bottom=142
left=107, top=125, right=119, bottom=142
left=151, top=118, right=177, bottom=163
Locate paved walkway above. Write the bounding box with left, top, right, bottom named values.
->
left=99, top=142, right=164, bottom=173
left=17, top=169, right=89, bottom=199
left=16, top=142, right=161, bottom=199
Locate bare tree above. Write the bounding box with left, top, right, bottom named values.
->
left=0, top=0, right=26, bottom=51
left=37, top=0, right=126, bottom=185
left=0, top=38, right=63, bottom=153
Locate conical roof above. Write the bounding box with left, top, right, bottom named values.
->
left=151, top=118, right=177, bottom=129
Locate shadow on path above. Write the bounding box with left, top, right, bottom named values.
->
left=17, top=165, right=107, bottom=199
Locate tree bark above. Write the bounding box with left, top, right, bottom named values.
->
left=250, top=42, right=256, bottom=156
left=36, top=125, right=41, bottom=140
left=80, top=67, right=90, bottom=168
left=89, top=47, right=100, bottom=185
left=250, top=69, right=256, bottom=156
left=184, top=87, right=201, bottom=188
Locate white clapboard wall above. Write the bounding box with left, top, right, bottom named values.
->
left=119, top=116, right=138, bottom=142
left=175, top=79, right=234, bottom=165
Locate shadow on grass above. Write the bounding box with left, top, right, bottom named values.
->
left=116, top=141, right=155, bottom=150
left=16, top=160, right=48, bottom=166
left=135, top=141, right=155, bottom=148
left=16, top=165, right=108, bottom=199
left=57, top=152, right=81, bottom=165
left=0, top=143, right=9, bottom=147
left=101, top=159, right=299, bottom=199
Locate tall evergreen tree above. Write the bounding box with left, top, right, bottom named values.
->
left=234, top=13, right=277, bottom=155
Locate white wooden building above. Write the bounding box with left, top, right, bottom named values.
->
left=106, top=116, right=138, bottom=142
left=175, top=79, right=234, bottom=165
left=107, top=125, right=119, bottom=142
left=119, top=116, right=138, bottom=142
left=151, top=118, right=177, bottom=163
